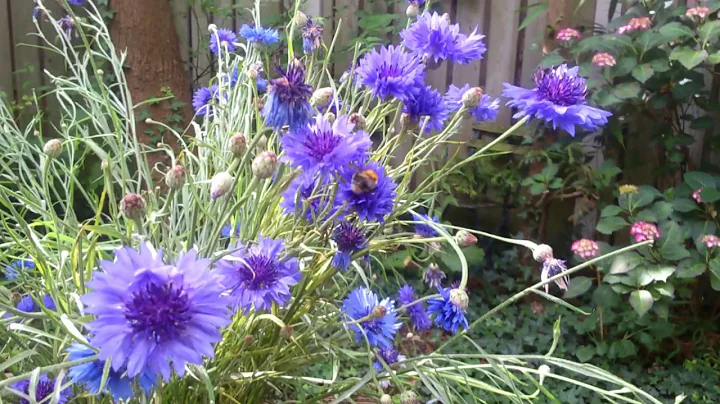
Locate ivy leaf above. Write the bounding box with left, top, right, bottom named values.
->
left=629, top=290, right=654, bottom=317
left=601, top=205, right=624, bottom=217
left=564, top=276, right=593, bottom=299
left=669, top=47, right=708, bottom=70
left=596, top=216, right=628, bottom=234
left=631, top=64, right=654, bottom=84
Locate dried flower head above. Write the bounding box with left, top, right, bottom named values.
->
left=541, top=258, right=569, bottom=293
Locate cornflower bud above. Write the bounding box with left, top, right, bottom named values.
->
left=119, top=193, right=146, bottom=221
left=229, top=133, right=247, bottom=157
left=43, top=139, right=62, bottom=158
left=251, top=151, right=277, bottom=180
left=210, top=172, right=234, bottom=199
left=165, top=165, right=186, bottom=190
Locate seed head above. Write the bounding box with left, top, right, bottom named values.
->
left=380, top=394, right=393, bottom=404
left=400, top=391, right=418, bottom=404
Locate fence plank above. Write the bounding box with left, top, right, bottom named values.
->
left=0, top=0, right=14, bottom=99
left=451, top=0, right=486, bottom=90
left=485, top=0, right=521, bottom=127
left=10, top=0, right=43, bottom=109
left=334, top=0, right=360, bottom=74
left=519, top=0, right=547, bottom=88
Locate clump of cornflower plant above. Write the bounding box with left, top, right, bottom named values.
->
left=217, top=236, right=301, bottom=312
left=281, top=175, right=339, bottom=222
left=66, top=342, right=157, bottom=401
left=4, top=258, right=34, bottom=281
left=262, top=60, right=314, bottom=130
left=332, top=222, right=368, bottom=270
left=10, top=374, right=71, bottom=404
left=427, top=287, right=469, bottom=334
left=302, top=17, right=324, bottom=54
left=341, top=287, right=401, bottom=347
left=209, top=28, right=237, bottom=55
left=82, top=245, right=231, bottom=380
left=503, top=64, right=612, bottom=136
left=445, top=84, right=499, bottom=123
left=401, top=11, right=486, bottom=64
left=355, top=45, right=426, bottom=101
left=402, top=86, right=448, bottom=133
left=397, top=285, right=431, bottom=331
left=338, top=162, right=397, bottom=222
left=374, top=346, right=406, bottom=370
left=240, top=24, right=280, bottom=47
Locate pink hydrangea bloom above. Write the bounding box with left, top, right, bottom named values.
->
left=617, top=17, right=652, bottom=34
left=693, top=188, right=703, bottom=203
left=686, top=6, right=711, bottom=19
left=556, top=28, right=581, bottom=42
left=592, top=53, right=617, bottom=67
left=571, top=239, right=600, bottom=259
left=701, top=235, right=720, bottom=248
left=630, top=221, right=661, bottom=243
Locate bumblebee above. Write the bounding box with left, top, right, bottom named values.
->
left=351, top=169, right=379, bottom=194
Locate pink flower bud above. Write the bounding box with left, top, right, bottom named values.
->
left=693, top=188, right=703, bottom=203
left=229, top=133, right=247, bottom=157
left=210, top=172, right=234, bottom=199
left=555, top=28, right=581, bottom=42
left=701, top=234, right=720, bottom=248
left=455, top=230, right=478, bottom=248
left=165, top=165, right=186, bottom=190
left=251, top=151, right=277, bottom=180
left=119, top=193, right=146, bottom=221
left=43, top=139, right=62, bottom=158
left=461, top=87, right=483, bottom=109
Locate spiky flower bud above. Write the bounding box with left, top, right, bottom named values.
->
left=294, top=11, right=308, bottom=27
left=165, top=165, right=186, bottom=190
left=210, top=172, right=234, bottom=199
left=532, top=244, right=554, bottom=263
left=454, top=230, right=477, bottom=248
left=280, top=325, right=294, bottom=340
left=43, top=139, right=62, bottom=158
left=449, top=288, right=469, bottom=311
left=119, top=193, right=146, bottom=221
left=461, top=87, right=483, bottom=109
left=406, top=4, right=418, bottom=18
left=229, top=133, right=247, bottom=157
left=247, top=67, right=258, bottom=80
left=312, top=87, right=334, bottom=107
left=380, top=394, right=393, bottom=404
left=370, top=305, right=387, bottom=319
left=256, top=135, right=268, bottom=151
left=325, top=112, right=336, bottom=124
left=252, top=151, right=277, bottom=180
left=400, top=391, right=418, bottom=404
left=349, top=113, right=366, bottom=130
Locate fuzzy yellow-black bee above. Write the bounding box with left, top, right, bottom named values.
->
left=351, top=169, right=379, bottom=194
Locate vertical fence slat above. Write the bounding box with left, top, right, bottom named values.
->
left=0, top=0, right=14, bottom=99
left=485, top=0, right=521, bottom=127
left=519, top=0, right=547, bottom=88
left=334, top=0, right=359, bottom=73
left=193, top=5, right=211, bottom=86
left=171, top=0, right=192, bottom=78
left=451, top=0, right=486, bottom=90
left=39, top=1, right=67, bottom=129
left=11, top=0, right=42, bottom=111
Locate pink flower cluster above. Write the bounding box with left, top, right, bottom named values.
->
left=617, top=17, right=652, bottom=35
left=693, top=188, right=703, bottom=203
left=701, top=234, right=720, bottom=248
left=630, top=221, right=661, bottom=243
left=686, top=6, right=711, bottom=20
left=556, top=28, right=581, bottom=42
left=571, top=239, right=600, bottom=259
left=592, top=53, right=617, bottom=67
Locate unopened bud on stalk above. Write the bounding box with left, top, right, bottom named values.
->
left=400, top=113, right=412, bottom=130
left=449, top=288, right=469, bottom=311
left=454, top=230, right=477, bottom=248
left=210, top=172, right=234, bottom=199
left=11, top=292, right=22, bottom=304
left=247, top=68, right=258, bottom=80
left=532, top=244, right=554, bottom=263
left=311, top=87, right=334, bottom=107
left=325, top=112, right=336, bottom=124
left=400, top=391, right=419, bottom=404
left=252, top=151, right=277, bottom=180
left=280, top=325, right=294, bottom=340
left=229, top=133, right=247, bottom=157
left=101, top=160, right=109, bottom=171
left=349, top=113, right=366, bottom=130
left=370, top=305, right=387, bottom=319
left=406, top=4, right=418, bottom=18
left=243, top=335, right=255, bottom=345
left=294, top=11, right=308, bottom=27
left=462, top=87, right=483, bottom=109
left=208, top=24, right=217, bottom=32
left=119, top=193, right=147, bottom=221
left=256, top=135, right=268, bottom=151
left=43, top=139, right=62, bottom=158
left=380, top=394, right=393, bottom=404
left=96, top=69, right=103, bottom=76
left=144, top=118, right=152, bottom=125
left=538, top=365, right=551, bottom=385
left=165, top=165, right=186, bottom=190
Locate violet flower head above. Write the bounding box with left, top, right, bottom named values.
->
left=10, top=374, right=71, bottom=404
left=281, top=174, right=339, bottom=223
left=262, top=61, right=315, bottom=130
left=341, top=287, right=401, bottom=348
left=58, top=15, right=76, bottom=39
left=332, top=222, right=369, bottom=271
left=502, top=64, right=612, bottom=136
left=302, top=17, right=324, bottom=54
left=355, top=45, right=426, bottom=101
left=541, top=258, right=570, bottom=293
left=209, top=28, right=237, bottom=55
left=427, top=286, right=469, bottom=334
left=4, top=259, right=34, bottom=281
left=240, top=24, right=280, bottom=47
left=402, top=85, right=449, bottom=133
left=81, top=245, right=231, bottom=381
left=445, top=84, right=499, bottom=122
left=423, top=264, right=446, bottom=288
left=397, top=285, right=431, bottom=331
left=216, top=236, right=301, bottom=312
left=192, top=85, right=221, bottom=116
left=630, top=221, right=661, bottom=243
left=281, top=114, right=371, bottom=176
left=17, top=295, right=37, bottom=312
left=373, top=346, right=406, bottom=370
left=338, top=162, right=397, bottom=223
left=400, top=11, right=486, bottom=64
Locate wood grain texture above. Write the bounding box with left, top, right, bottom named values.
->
left=485, top=0, right=521, bottom=127
left=0, top=0, right=15, bottom=99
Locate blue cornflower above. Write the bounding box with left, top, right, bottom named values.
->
left=332, top=222, right=368, bottom=271
left=58, top=15, right=76, bottom=39
left=262, top=61, right=314, bottom=130
left=445, top=84, right=499, bottom=122
left=257, top=77, right=268, bottom=93
left=502, top=65, right=612, bottom=136
left=68, top=0, right=85, bottom=5
left=413, top=213, right=439, bottom=238
left=402, top=86, right=448, bottom=133
left=423, top=264, right=446, bottom=288
left=221, top=221, right=241, bottom=237
left=341, top=287, right=401, bottom=348
left=4, top=259, right=34, bottom=281
left=302, top=18, right=324, bottom=54
left=10, top=374, right=71, bottom=404
left=281, top=114, right=371, bottom=176
left=192, top=84, right=220, bottom=116
left=209, top=28, right=237, bottom=55
left=401, top=11, right=486, bottom=64
left=17, top=295, right=36, bottom=312
left=67, top=343, right=157, bottom=401
left=408, top=0, right=426, bottom=4
left=216, top=237, right=301, bottom=312
left=541, top=258, right=570, bottom=293
left=43, top=294, right=56, bottom=310
left=355, top=45, right=426, bottom=101
left=82, top=245, right=231, bottom=381
left=373, top=346, right=406, bottom=370
left=338, top=162, right=397, bottom=223
left=281, top=174, right=339, bottom=223
left=397, top=285, right=431, bottom=331
left=427, top=287, right=469, bottom=334
left=240, top=24, right=280, bottom=47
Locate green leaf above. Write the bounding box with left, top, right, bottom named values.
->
left=709, top=260, right=720, bottom=291
left=613, top=57, right=638, bottom=77
left=576, top=345, right=595, bottom=363
left=676, top=261, right=706, bottom=278
left=629, top=290, right=654, bottom=317
left=690, top=116, right=714, bottom=130
left=613, top=82, right=642, bottom=100
left=616, top=339, right=637, bottom=358
left=700, top=188, right=720, bottom=203
left=671, top=198, right=698, bottom=213
left=685, top=171, right=716, bottom=189
left=601, top=205, right=624, bottom=217
left=655, top=282, right=675, bottom=298
left=518, top=2, right=548, bottom=31
left=596, top=216, right=629, bottom=234
left=658, top=22, right=695, bottom=41
left=564, top=276, right=593, bottom=299
left=651, top=201, right=673, bottom=221
left=609, top=253, right=642, bottom=275
left=631, top=64, right=654, bottom=84
left=540, top=51, right=565, bottom=68
left=707, top=52, right=720, bottom=65
left=635, top=209, right=657, bottom=222
left=650, top=58, right=671, bottom=73
left=643, top=265, right=676, bottom=283
left=699, top=20, right=720, bottom=44
left=669, top=47, right=708, bottom=70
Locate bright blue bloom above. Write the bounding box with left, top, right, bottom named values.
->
left=502, top=65, right=612, bottom=136
left=240, top=24, right=280, bottom=47
left=68, top=0, right=85, bottom=5
left=216, top=237, right=301, bottom=312
left=82, top=245, right=231, bottom=381
left=332, top=222, right=368, bottom=271
left=341, top=287, right=401, bottom=348
left=262, top=61, right=314, bottom=130
left=302, top=18, right=324, bottom=54
left=401, top=11, right=486, bottom=64
left=281, top=114, right=371, bottom=176
left=43, top=294, right=56, bottom=310
left=192, top=85, right=220, bottom=116
left=58, top=15, right=76, bottom=39
left=281, top=174, right=339, bottom=222
left=67, top=343, right=157, bottom=401
left=402, top=86, right=448, bottom=133
left=11, top=374, right=71, bottom=404
left=427, top=287, right=469, bottom=334
left=209, top=28, right=237, bottom=55
left=413, top=213, right=439, bottom=238
left=355, top=45, right=425, bottom=101
left=221, top=221, right=241, bottom=237
left=338, top=162, right=397, bottom=223
left=17, top=295, right=36, bottom=312
left=373, top=346, right=405, bottom=370
left=397, top=285, right=431, bottom=331
left=445, top=84, right=499, bottom=122
left=4, top=259, right=34, bottom=281
left=256, top=77, right=268, bottom=93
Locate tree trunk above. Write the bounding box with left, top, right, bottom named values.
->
left=110, top=0, right=193, bottom=180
